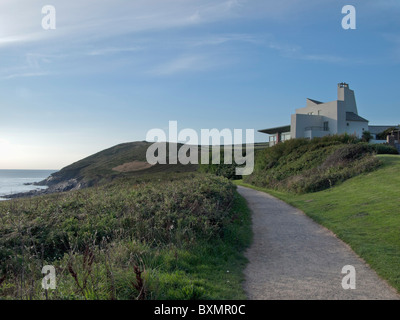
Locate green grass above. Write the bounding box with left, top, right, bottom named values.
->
left=0, top=173, right=251, bottom=300
left=243, top=135, right=398, bottom=194
left=236, top=154, right=400, bottom=292
left=43, top=141, right=198, bottom=188
left=149, top=193, right=252, bottom=300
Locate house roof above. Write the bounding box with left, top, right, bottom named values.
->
left=259, top=125, right=291, bottom=134
left=368, top=125, right=399, bottom=134
left=346, top=112, right=369, bottom=122
left=307, top=98, right=324, bottom=105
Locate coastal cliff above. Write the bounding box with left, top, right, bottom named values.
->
left=6, top=141, right=198, bottom=198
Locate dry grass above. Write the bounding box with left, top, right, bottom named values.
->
left=112, top=161, right=153, bottom=173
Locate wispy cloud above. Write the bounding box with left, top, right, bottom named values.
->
left=0, top=0, right=244, bottom=48
left=190, top=33, right=265, bottom=47
left=87, top=47, right=142, bottom=56
left=2, top=72, right=49, bottom=80
left=149, top=55, right=208, bottom=76
left=0, top=34, right=42, bottom=47
left=266, top=40, right=345, bottom=64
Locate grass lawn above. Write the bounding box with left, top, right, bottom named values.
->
left=236, top=154, right=400, bottom=293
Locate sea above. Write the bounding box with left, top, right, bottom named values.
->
left=0, top=170, right=57, bottom=201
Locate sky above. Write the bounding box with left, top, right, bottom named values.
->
left=0, top=0, right=399, bottom=169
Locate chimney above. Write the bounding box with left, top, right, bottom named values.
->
left=337, top=82, right=358, bottom=114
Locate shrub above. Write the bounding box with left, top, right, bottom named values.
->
left=198, top=149, right=243, bottom=180
left=244, top=135, right=381, bottom=194
left=362, top=131, right=373, bottom=142
left=372, top=144, right=399, bottom=155
left=0, top=173, right=239, bottom=299
left=376, top=127, right=397, bottom=140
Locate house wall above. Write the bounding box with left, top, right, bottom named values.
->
left=291, top=100, right=339, bottom=138
left=275, top=84, right=370, bottom=141
left=370, top=139, right=387, bottom=144
left=291, top=90, right=367, bottom=139
left=291, top=114, right=324, bottom=138
left=336, top=100, right=368, bottom=137
left=336, top=100, right=347, bottom=134
left=345, top=121, right=368, bottom=138
left=338, top=85, right=358, bottom=114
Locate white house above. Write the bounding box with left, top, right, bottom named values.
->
left=260, top=83, right=397, bottom=146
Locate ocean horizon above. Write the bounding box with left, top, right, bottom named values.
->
left=0, top=169, right=57, bottom=200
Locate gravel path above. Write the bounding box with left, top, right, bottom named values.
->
left=237, top=186, right=400, bottom=300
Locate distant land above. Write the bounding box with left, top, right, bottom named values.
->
left=5, top=140, right=269, bottom=199
left=6, top=141, right=198, bottom=198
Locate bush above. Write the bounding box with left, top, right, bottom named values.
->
left=198, top=149, right=243, bottom=180
left=372, top=144, right=399, bottom=155
left=362, top=131, right=373, bottom=142
left=376, top=127, right=397, bottom=140
left=244, top=135, right=381, bottom=194
left=0, top=173, right=241, bottom=300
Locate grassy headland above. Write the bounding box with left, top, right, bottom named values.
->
left=37, top=141, right=199, bottom=192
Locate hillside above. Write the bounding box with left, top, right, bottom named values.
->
left=37, top=141, right=198, bottom=192
left=244, top=134, right=398, bottom=193
left=36, top=141, right=269, bottom=193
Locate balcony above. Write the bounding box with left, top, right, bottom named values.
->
left=304, top=126, right=329, bottom=139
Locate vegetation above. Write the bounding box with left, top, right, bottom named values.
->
left=236, top=155, right=400, bottom=293
left=198, top=143, right=269, bottom=180
left=372, top=143, right=399, bottom=155
left=42, top=141, right=199, bottom=188
left=198, top=149, right=242, bottom=180
left=42, top=141, right=269, bottom=188
left=361, top=130, right=373, bottom=142
left=376, top=127, right=398, bottom=140
left=0, top=173, right=251, bottom=300
left=243, top=134, right=398, bottom=194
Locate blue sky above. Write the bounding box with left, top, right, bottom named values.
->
left=0, top=0, right=399, bottom=169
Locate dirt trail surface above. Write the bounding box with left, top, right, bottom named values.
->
left=237, top=186, right=400, bottom=300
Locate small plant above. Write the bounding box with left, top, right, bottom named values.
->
left=362, top=131, right=373, bottom=142
left=131, top=265, right=146, bottom=300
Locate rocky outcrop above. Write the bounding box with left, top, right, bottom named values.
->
left=4, top=177, right=89, bottom=199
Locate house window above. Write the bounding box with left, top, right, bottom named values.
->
left=282, top=133, right=291, bottom=141
left=323, top=121, right=329, bottom=131
left=347, top=123, right=349, bottom=126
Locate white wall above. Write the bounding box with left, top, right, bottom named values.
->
left=345, top=121, right=368, bottom=138
left=289, top=84, right=368, bottom=140
left=291, top=113, right=324, bottom=138
left=291, top=100, right=338, bottom=138
left=338, top=85, right=358, bottom=114
left=370, top=139, right=387, bottom=144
